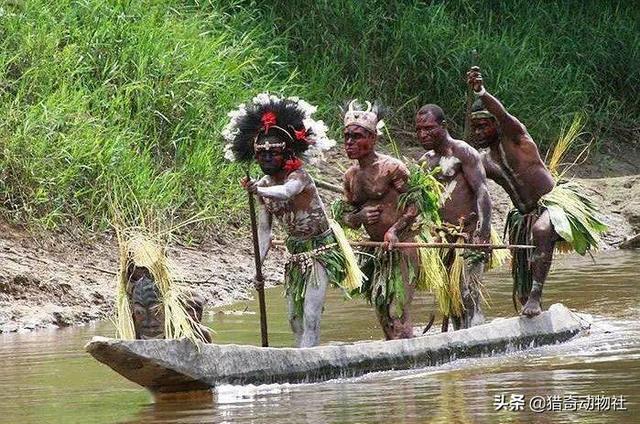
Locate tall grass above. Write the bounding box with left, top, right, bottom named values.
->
left=266, top=0, right=640, bottom=143
left=0, top=0, right=296, bottom=231
left=0, top=0, right=637, bottom=233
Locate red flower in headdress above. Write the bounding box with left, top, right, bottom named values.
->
left=293, top=127, right=308, bottom=142
left=261, top=111, right=277, bottom=132
left=283, top=157, right=303, bottom=173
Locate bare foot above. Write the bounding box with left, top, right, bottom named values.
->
left=522, top=297, right=542, bottom=317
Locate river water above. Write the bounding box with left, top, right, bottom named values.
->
left=0, top=250, right=638, bottom=423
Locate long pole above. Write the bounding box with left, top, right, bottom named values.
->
left=463, top=49, right=479, bottom=143
left=245, top=168, right=269, bottom=347
left=271, top=239, right=534, bottom=250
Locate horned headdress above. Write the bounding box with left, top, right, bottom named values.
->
left=343, top=99, right=386, bottom=135
left=222, top=93, right=335, bottom=167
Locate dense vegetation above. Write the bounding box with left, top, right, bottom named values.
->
left=0, top=0, right=637, bottom=233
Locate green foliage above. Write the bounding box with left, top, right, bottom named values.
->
left=266, top=0, right=640, bottom=144
left=0, top=0, right=637, bottom=232
left=0, top=0, right=295, bottom=230
left=398, top=165, right=443, bottom=226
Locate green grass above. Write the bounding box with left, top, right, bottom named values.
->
left=265, top=0, right=640, bottom=143
left=0, top=0, right=296, bottom=232
left=0, top=0, right=637, bottom=234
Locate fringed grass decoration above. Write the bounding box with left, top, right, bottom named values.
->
left=504, top=208, right=535, bottom=310
left=115, top=231, right=136, bottom=340
left=284, top=226, right=363, bottom=317
left=115, top=228, right=209, bottom=343
left=359, top=247, right=413, bottom=319
left=546, top=114, right=585, bottom=180
left=110, top=192, right=211, bottom=343
left=487, top=226, right=511, bottom=270
left=541, top=181, right=607, bottom=255
left=416, top=232, right=448, bottom=292
left=416, top=232, right=450, bottom=315
left=329, top=219, right=366, bottom=292
left=443, top=237, right=465, bottom=317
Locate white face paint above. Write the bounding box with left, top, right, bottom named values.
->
left=439, top=156, right=461, bottom=177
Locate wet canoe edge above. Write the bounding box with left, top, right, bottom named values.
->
left=86, top=303, right=589, bottom=393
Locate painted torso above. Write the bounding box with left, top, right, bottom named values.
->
left=344, top=154, right=413, bottom=241
left=420, top=148, right=479, bottom=238
left=481, top=132, right=555, bottom=213
left=260, top=169, right=329, bottom=239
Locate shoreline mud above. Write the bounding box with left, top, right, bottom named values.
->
left=1, top=173, right=639, bottom=334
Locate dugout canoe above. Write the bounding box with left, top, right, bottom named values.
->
left=86, top=303, right=589, bottom=394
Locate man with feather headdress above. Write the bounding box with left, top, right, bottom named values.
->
left=467, top=67, right=607, bottom=317
left=223, top=94, right=363, bottom=348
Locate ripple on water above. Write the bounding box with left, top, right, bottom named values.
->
left=0, top=251, right=638, bottom=424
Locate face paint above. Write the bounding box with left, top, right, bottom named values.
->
left=471, top=118, right=499, bottom=148
left=343, top=124, right=376, bottom=159
left=255, top=136, right=286, bottom=175
left=415, top=113, right=446, bottom=151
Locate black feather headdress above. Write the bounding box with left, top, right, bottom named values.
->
left=223, top=94, right=335, bottom=164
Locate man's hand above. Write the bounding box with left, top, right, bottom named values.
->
left=383, top=229, right=399, bottom=250
left=467, top=66, right=484, bottom=93
left=240, top=176, right=259, bottom=194
left=358, top=205, right=383, bottom=225
left=472, top=233, right=491, bottom=262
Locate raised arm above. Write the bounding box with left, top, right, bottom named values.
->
left=467, top=66, right=527, bottom=139
left=459, top=144, right=492, bottom=243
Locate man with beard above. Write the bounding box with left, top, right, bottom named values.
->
left=467, top=67, right=606, bottom=316
left=416, top=104, right=492, bottom=329
left=339, top=100, right=424, bottom=340
left=224, top=94, right=362, bottom=347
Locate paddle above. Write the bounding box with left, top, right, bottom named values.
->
left=245, top=167, right=269, bottom=347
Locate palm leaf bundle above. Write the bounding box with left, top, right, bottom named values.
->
left=398, top=165, right=443, bottom=226
left=541, top=181, right=607, bottom=255
left=329, top=219, right=366, bottom=292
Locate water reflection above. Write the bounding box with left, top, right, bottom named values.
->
left=0, top=251, right=638, bottom=423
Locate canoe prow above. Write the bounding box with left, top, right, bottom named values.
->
left=86, top=303, right=589, bottom=393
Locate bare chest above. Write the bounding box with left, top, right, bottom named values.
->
left=348, top=170, right=391, bottom=205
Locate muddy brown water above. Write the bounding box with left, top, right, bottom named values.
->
left=0, top=251, right=638, bottom=423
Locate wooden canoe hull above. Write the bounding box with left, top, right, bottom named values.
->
left=86, top=303, right=588, bottom=393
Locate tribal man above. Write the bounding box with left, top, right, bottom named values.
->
left=416, top=104, right=492, bottom=329
left=467, top=67, right=606, bottom=317
left=339, top=100, right=426, bottom=340
left=224, top=94, right=362, bottom=347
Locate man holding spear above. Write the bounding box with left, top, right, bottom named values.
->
left=467, top=67, right=607, bottom=316
left=223, top=94, right=363, bottom=348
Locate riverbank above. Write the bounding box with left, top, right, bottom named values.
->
left=1, top=168, right=638, bottom=334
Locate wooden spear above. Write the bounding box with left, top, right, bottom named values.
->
left=271, top=239, right=534, bottom=250
left=464, top=49, right=479, bottom=143
left=245, top=168, right=269, bottom=347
